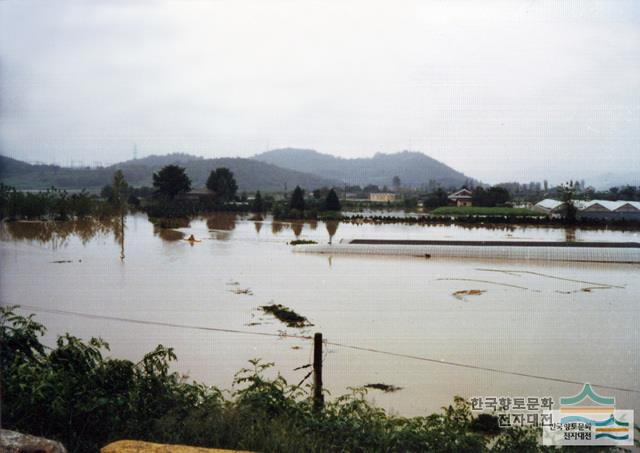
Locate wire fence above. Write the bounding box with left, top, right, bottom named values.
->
left=14, top=304, right=640, bottom=394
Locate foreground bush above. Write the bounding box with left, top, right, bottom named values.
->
left=2, top=307, right=572, bottom=452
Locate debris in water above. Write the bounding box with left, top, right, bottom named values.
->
left=185, top=234, right=201, bottom=243
left=291, top=345, right=302, bottom=350
left=51, top=260, right=73, bottom=264
left=452, top=289, right=486, bottom=301
left=364, top=383, right=403, bottom=393
left=260, top=303, right=312, bottom=328
left=226, top=280, right=240, bottom=286
left=245, top=322, right=262, bottom=326
left=231, top=288, right=253, bottom=295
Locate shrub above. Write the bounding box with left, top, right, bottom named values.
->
left=2, top=307, right=564, bottom=453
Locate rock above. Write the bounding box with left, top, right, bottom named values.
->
left=100, top=440, right=254, bottom=453
left=0, top=429, right=67, bottom=453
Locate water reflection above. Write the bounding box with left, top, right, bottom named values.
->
left=206, top=213, right=237, bottom=231
left=153, top=227, right=185, bottom=242
left=291, top=222, right=304, bottom=238
left=206, top=213, right=237, bottom=240
left=326, top=220, right=339, bottom=244
left=0, top=218, right=123, bottom=249
left=271, top=221, right=288, bottom=235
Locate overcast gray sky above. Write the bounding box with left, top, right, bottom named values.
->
left=0, top=0, right=638, bottom=184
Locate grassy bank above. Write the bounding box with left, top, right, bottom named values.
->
left=1, top=306, right=620, bottom=452
left=429, top=206, right=542, bottom=217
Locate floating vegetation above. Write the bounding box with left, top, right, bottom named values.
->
left=290, top=239, right=318, bottom=246
left=261, top=304, right=312, bottom=328
left=452, top=289, right=486, bottom=301
left=364, top=383, right=403, bottom=393
left=231, top=288, right=253, bottom=295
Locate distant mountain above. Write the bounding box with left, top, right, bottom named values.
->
left=253, top=148, right=473, bottom=188
left=0, top=154, right=340, bottom=192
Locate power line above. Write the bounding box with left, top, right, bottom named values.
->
left=324, top=341, right=639, bottom=394
left=15, top=305, right=639, bottom=394
left=16, top=305, right=312, bottom=341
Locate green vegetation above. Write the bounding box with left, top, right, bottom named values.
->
left=146, top=167, right=249, bottom=219
left=324, top=188, right=341, bottom=211
left=0, top=153, right=338, bottom=192
left=260, top=304, right=312, bottom=328
left=152, top=165, right=192, bottom=200
left=471, top=186, right=510, bottom=207
left=206, top=167, right=238, bottom=202
left=3, top=307, right=627, bottom=452
left=290, top=185, right=306, bottom=211
left=429, top=206, right=542, bottom=217
left=558, top=181, right=578, bottom=225
left=422, top=188, right=450, bottom=209
left=289, top=239, right=318, bottom=246
left=251, top=190, right=265, bottom=213
left=272, top=185, right=343, bottom=220
left=0, top=184, right=114, bottom=220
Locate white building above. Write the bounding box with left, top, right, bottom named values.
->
left=533, top=199, right=640, bottom=220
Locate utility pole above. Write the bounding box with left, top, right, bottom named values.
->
left=313, top=332, right=324, bottom=412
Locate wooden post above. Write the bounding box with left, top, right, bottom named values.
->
left=313, top=332, right=324, bottom=411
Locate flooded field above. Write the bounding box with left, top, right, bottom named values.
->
left=1, top=213, right=639, bottom=417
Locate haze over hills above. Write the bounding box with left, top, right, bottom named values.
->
left=253, top=148, right=474, bottom=188
left=0, top=154, right=340, bottom=192
left=0, top=149, right=476, bottom=191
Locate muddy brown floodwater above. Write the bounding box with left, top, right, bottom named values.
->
left=1, top=213, right=638, bottom=416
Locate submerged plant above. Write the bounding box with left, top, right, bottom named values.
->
left=260, top=304, right=312, bottom=328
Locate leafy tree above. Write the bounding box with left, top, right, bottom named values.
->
left=111, top=170, right=128, bottom=209
left=251, top=191, right=265, bottom=213
left=206, top=168, right=238, bottom=202
left=403, top=197, right=418, bottom=209
left=472, top=186, right=510, bottom=207
left=323, top=188, right=341, bottom=211
left=290, top=186, right=305, bottom=211
left=423, top=188, right=449, bottom=208
left=558, top=181, right=577, bottom=224
left=312, top=187, right=330, bottom=200
left=152, top=165, right=191, bottom=200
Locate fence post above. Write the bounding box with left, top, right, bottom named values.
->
left=313, top=332, right=324, bottom=411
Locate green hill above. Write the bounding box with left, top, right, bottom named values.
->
left=0, top=154, right=340, bottom=192
left=253, top=148, right=474, bottom=188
